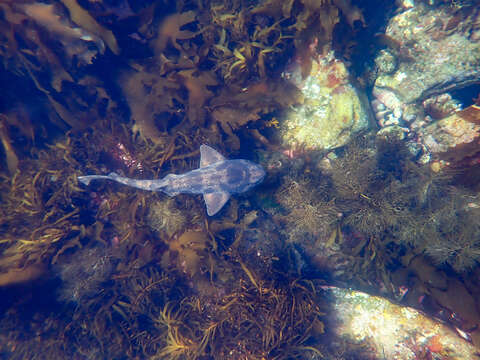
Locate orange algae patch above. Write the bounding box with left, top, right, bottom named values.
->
left=327, top=72, right=341, bottom=88
left=427, top=335, right=443, bottom=353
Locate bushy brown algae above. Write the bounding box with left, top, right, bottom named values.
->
left=0, top=134, right=85, bottom=284
left=268, top=131, right=480, bottom=305
left=0, top=114, right=330, bottom=359
left=406, top=189, right=480, bottom=273
left=1, top=243, right=327, bottom=360
left=275, top=173, right=341, bottom=246
left=331, top=135, right=480, bottom=275
left=147, top=273, right=325, bottom=360
left=147, top=198, right=188, bottom=239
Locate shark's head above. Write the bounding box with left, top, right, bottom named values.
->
left=249, top=163, right=266, bottom=186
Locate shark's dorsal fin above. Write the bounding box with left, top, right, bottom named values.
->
left=203, top=192, right=230, bottom=216
left=200, top=144, right=225, bottom=167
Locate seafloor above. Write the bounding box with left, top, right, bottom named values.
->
left=0, top=0, right=480, bottom=359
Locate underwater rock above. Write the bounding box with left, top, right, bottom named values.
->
left=281, top=52, right=371, bottom=151
left=371, top=1, right=480, bottom=164
left=422, top=93, right=463, bottom=121
left=324, top=286, right=480, bottom=359
left=374, top=49, right=397, bottom=75
left=373, top=3, right=480, bottom=106
left=420, top=103, right=480, bottom=166
left=375, top=124, right=407, bottom=146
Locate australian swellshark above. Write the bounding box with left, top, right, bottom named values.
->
left=78, top=144, right=266, bottom=216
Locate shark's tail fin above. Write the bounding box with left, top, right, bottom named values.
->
left=78, top=172, right=169, bottom=193
left=108, top=172, right=121, bottom=180
left=78, top=174, right=112, bottom=185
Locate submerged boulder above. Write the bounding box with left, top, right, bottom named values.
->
left=373, top=3, right=480, bottom=106
left=281, top=52, right=372, bottom=151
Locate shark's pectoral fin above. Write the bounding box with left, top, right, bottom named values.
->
left=203, top=192, right=230, bottom=216
left=200, top=144, right=226, bottom=167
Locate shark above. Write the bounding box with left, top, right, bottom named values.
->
left=78, top=144, right=266, bottom=216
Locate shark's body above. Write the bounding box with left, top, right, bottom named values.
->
left=78, top=144, right=265, bottom=216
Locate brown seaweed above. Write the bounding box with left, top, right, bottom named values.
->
left=6, top=0, right=480, bottom=357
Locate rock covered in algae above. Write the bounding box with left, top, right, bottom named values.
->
left=420, top=103, right=480, bottom=165
left=281, top=52, right=371, bottom=151
left=375, top=124, right=407, bottom=145
left=324, top=286, right=479, bottom=359
left=373, top=2, right=480, bottom=105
